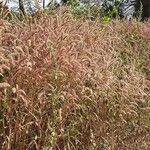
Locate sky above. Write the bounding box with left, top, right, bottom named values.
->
left=1, top=0, right=51, bottom=11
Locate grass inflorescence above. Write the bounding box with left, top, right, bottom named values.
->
left=0, top=8, right=150, bottom=150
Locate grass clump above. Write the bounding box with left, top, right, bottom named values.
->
left=0, top=8, right=150, bottom=150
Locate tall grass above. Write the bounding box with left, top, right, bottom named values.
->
left=0, top=8, right=150, bottom=150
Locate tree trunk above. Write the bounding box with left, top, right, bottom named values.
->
left=142, top=0, right=150, bottom=18
left=43, top=0, right=45, bottom=8
left=19, top=0, right=26, bottom=16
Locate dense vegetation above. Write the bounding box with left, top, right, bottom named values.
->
left=0, top=7, right=150, bottom=150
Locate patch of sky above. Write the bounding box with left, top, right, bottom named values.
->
left=1, top=0, right=50, bottom=12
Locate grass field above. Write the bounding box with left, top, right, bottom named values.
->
left=0, top=8, right=150, bottom=150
